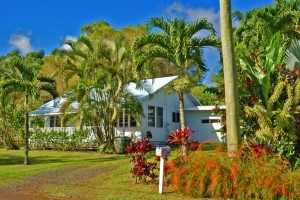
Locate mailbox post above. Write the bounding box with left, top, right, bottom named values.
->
left=155, top=146, right=170, bottom=194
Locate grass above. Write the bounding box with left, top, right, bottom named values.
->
left=0, top=148, right=195, bottom=200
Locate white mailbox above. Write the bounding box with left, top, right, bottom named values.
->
left=156, top=146, right=171, bottom=157
left=156, top=146, right=171, bottom=194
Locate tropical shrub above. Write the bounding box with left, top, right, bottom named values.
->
left=30, top=129, right=92, bottom=151
left=166, top=143, right=300, bottom=199
left=167, top=127, right=195, bottom=156
left=125, top=139, right=158, bottom=183
left=244, top=79, right=300, bottom=168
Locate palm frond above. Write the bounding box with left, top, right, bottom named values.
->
left=77, top=36, right=94, bottom=52
left=133, top=33, right=168, bottom=50
left=39, top=84, right=59, bottom=98
left=191, top=35, right=221, bottom=50
left=189, top=18, right=216, bottom=37
left=232, top=10, right=245, bottom=22
left=286, top=40, right=300, bottom=70
left=37, top=76, right=56, bottom=85
left=148, top=17, right=170, bottom=33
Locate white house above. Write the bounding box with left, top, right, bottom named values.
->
left=29, top=76, right=225, bottom=145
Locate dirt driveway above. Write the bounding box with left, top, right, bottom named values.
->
left=0, top=165, right=112, bottom=200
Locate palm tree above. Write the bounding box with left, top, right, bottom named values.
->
left=220, top=0, right=240, bottom=155
left=63, top=35, right=142, bottom=147
left=286, top=39, right=300, bottom=71
left=0, top=51, right=58, bottom=165
left=233, top=0, right=300, bottom=55
left=133, top=17, right=220, bottom=130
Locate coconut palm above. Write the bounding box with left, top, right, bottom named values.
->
left=220, top=0, right=240, bottom=155
left=133, top=17, right=220, bottom=129
left=0, top=51, right=58, bottom=165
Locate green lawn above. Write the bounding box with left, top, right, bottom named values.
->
left=0, top=149, right=194, bottom=200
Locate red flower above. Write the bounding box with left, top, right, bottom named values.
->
left=184, top=156, right=190, bottom=163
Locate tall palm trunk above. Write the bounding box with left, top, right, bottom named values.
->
left=178, top=90, right=186, bottom=129
left=24, top=95, right=30, bottom=165
left=178, top=90, right=188, bottom=156
left=220, top=0, right=240, bottom=156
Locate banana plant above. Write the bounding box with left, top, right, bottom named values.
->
left=240, top=32, right=285, bottom=108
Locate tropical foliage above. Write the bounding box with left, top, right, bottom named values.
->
left=0, top=51, right=58, bottom=164
left=166, top=143, right=300, bottom=199
left=133, top=17, right=220, bottom=129
left=233, top=0, right=300, bottom=56
left=125, top=139, right=158, bottom=183
left=1, top=2, right=300, bottom=198
left=62, top=22, right=145, bottom=148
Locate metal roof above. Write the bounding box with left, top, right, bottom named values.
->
left=125, top=76, right=177, bottom=100
left=29, top=76, right=202, bottom=116
left=29, top=97, right=79, bottom=116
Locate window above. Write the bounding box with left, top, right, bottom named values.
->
left=202, top=119, right=210, bottom=124
left=156, top=107, right=163, bottom=127
left=172, top=112, right=180, bottom=123
left=118, top=111, right=136, bottom=127
left=130, top=116, right=137, bottom=127
left=50, top=116, right=55, bottom=127
left=148, top=106, right=163, bottom=127
left=202, top=119, right=220, bottom=124
left=210, top=119, right=220, bottom=123
left=119, top=113, right=125, bottom=127
left=124, top=113, right=128, bottom=127
left=148, top=106, right=155, bottom=127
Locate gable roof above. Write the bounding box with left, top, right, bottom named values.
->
left=126, top=76, right=177, bottom=100
left=29, top=96, right=79, bottom=116
left=29, top=76, right=201, bottom=116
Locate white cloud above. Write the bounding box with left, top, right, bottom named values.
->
left=65, top=35, right=77, bottom=42
left=166, top=2, right=219, bottom=22
left=61, top=35, right=77, bottom=51
left=164, top=2, right=220, bottom=34
left=9, top=33, right=33, bottom=55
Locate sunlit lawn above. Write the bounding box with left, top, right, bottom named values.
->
left=0, top=149, right=195, bottom=200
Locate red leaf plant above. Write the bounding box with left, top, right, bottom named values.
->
left=167, top=127, right=195, bottom=156
left=125, top=139, right=158, bottom=183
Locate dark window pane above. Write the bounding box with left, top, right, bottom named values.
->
left=148, top=106, right=155, bottom=127
left=50, top=116, right=55, bottom=127
left=156, top=107, right=163, bottom=127
left=130, top=116, right=136, bottom=127
left=202, top=119, right=209, bottom=124
left=172, top=112, right=180, bottom=123
left=211, top=119, right=219, bottom=123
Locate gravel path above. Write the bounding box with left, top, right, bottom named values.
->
left=0, top=165, right=112, bottom=200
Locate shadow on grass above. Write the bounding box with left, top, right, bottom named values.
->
left=0, top=151, right=127, bottom=166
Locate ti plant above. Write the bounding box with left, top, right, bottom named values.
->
left=125, top=139, right=158, bottom=183
left=167, top=127, right=195, bottom=156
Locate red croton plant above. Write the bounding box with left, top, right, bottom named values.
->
left=125, top=139, right=158, bottom=183
left=167, top=127, right=195, bottom=156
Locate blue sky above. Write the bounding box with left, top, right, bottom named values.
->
left=0, top=0, right=274, bottom=84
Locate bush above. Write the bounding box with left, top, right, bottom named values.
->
left=125, top=139, right=158, bottom=183
left=30, top=129, right=93, bottom=151
left=166, top=143, right=300, bottom=199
